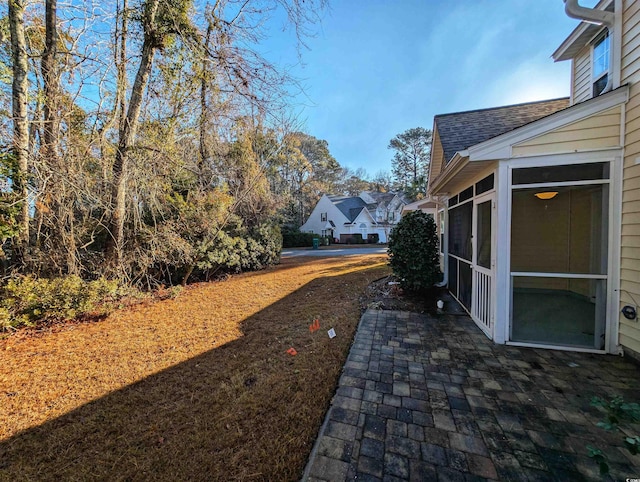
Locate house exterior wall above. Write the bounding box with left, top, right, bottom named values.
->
left=301, top=193, right=405, bottom=243
left=622, top=0, right=640, bottom=84
left=428, top=128, right=445, bottom=186
left=299, top=195, right=348, bottom=235
left=573, top=45, right=592, bottom=104
left=619, top=0, right=640, bottom=356
left=512, top=107, right=622, bottom=157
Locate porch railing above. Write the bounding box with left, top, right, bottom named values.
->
left=472, top=269, right=492, bottom=334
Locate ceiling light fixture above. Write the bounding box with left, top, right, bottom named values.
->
left=534, top=191, right=558, bottom=200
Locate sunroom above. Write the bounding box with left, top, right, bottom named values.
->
left=428, top=86, right=628, bottom=354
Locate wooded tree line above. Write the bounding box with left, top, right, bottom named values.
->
left=0, top=0, right=387, bottom=287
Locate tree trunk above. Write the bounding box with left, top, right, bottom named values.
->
left=8, top=0, right=30, bottom=252
left=42, top=0, right=59, bottom=178
left=42, top=0, right=78, bottom=274
left=199, top=21, right=213, bottom=170
left=116, top=0, right=128, bottom=134
left=107, top=0, right=160, bottom=271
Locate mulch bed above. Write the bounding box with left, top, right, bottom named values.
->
left=360, top=274, right=446, bottom=315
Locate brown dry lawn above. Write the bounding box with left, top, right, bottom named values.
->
left=0, top=254, right=389, bottom=481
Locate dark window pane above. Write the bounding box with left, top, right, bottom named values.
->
left=459, top=186, right=474, bottom=203
left=476, top=174, right=495, bottom=195
left=459, top=261, right=472, bottom=311
left=512, top=162, right=609, bottom=185
left=477, top=200, right=492, bottom=269
left=448, top=202, right=472, bottom=260
left=593, top=74, right=608, bottom=97
left=448, top=256, right=458, bottom=297
left=448, top=195, right=458, bottom=208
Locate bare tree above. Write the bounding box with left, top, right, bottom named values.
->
left=8, top=0, right=30, bottom=251
left=108, top=0, right=181, bottom=270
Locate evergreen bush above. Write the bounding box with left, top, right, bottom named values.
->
left=387, top=211, right=441, bottom=291
left=281, top=228, right=316, bottom=248
left=0, top=276, right=122, bottom=330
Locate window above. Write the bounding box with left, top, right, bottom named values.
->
left=388, top=211, right=395, bottom=222
left=359, top=222, right=367, bottom=236
left=475, top=174, right=494, bottom=196
left=448, top=202, right=472, bottom=261
left=320, top=212, right=327, bottom=222
left=512, top=162, right=609, bottom=185
left=592, top=31, right=609, bottom=97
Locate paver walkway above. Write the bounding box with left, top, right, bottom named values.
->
left=303, top=310, right=640, bottom=481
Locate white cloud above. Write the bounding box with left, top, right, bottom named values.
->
left=484, top=55, right=571, bottom=106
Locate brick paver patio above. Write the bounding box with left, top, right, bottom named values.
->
left=303, top=309, right=640, bottom=481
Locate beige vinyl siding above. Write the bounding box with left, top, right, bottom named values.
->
left=622, top=0, right=640, bottom=84
left=620, top=0, right=640, bottom=356
left=430, top=128, right=445, bottom=180
left=511, top=107, right=621, bottom=157
left=573, top=46, right=591, bottom=104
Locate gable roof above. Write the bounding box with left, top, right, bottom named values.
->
left=327, top=191, right=408, bottom=223
left=328, top=195, right=368, bottom=222
left=434, top=98, right=570, bottom=164
left=365, top=191, right=396, bottom=205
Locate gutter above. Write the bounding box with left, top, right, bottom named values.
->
left=564, top=0, right=614, bottom=93
left=564, top=0, right=614, bottom=26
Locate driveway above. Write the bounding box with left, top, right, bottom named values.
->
left=281, top=246, right=388, bottom=258
left=303, top=309, right=640, bottom=481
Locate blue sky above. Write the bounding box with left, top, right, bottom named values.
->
left=262, top=0, right=597, bottom=176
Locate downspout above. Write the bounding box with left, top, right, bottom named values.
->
left=564, top=0, right=615, bottom=93
left=433, top=196, right=448, bottom=288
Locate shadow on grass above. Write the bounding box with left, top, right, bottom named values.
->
left=0, top=264, right=388, bottom=481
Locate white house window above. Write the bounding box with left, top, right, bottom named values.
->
left=320, top=212, right=327, bottom=222
left=592, top=31, right=609, bottom=97
left=388, top=211, right=395, bottom=222
left=359, top=222, right=367, bottom=237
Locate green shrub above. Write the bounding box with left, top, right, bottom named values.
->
left=387, top=211, right=441, bottom=291
left=0, top=275, right=122, bottom=330
left=588, top=395, right=640, bottom=474
left=282, top=228, right=316, bottom=248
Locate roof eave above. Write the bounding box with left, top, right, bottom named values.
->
left=552, top=22, right=590, bottom=61
left=428, top=152, right=469, bottom=196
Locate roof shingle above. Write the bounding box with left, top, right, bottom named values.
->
left=435, top=98, right=570, bottom=163
left=327, top=195, right=367, bottom=222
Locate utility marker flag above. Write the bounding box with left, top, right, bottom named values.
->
left=309, top=318, right=320, bottom=333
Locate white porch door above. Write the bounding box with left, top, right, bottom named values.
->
left=471, top=193, right=495, bottom=337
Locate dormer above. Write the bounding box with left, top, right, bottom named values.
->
left=553, top=0, right=619, bottom=106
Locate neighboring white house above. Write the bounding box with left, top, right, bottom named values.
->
left=300, top=191, right=408, bottom=243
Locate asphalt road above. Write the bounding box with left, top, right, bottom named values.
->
left=281, top=246, right=388, bottom=258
